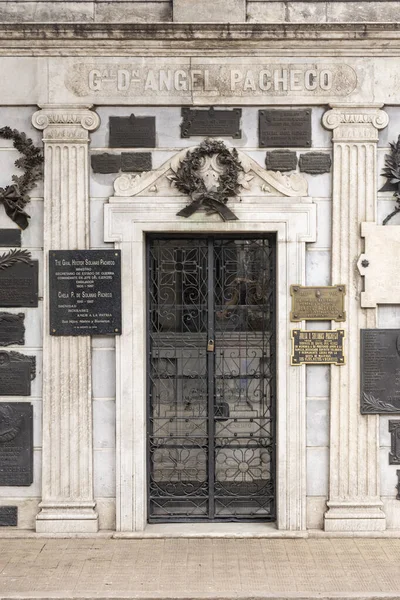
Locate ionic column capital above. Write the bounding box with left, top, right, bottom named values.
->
left=323, top=104, right=388, bottom=142
left=32, top=104, right=100, bottom=142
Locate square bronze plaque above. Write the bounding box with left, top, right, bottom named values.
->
left=259, top=109, right=311, bottom=148
left=290, top=285, right=346, bottom=322
left=0, top=506, right=17, bottom=526
left=291, top=329, right=345, bottom=366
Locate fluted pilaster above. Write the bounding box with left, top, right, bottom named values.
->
left=32, top=104, right=100, bottom=533
left=322, top=104, right=388, bottom=532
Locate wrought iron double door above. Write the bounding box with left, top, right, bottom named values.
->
left=147, top=235, right=276, bottom=522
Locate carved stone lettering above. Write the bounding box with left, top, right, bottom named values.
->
left=259, top=110, right=312, bottom=148
left=361, top=329, right=400, bottom=414
left=64, top=61, right=358, bottom=101
left=0, top=402, right=33, bottom=486
left=265, top=150, right=297, bottom=172
left=0, top=230, right=21, bottom=247
left=0, top=313, right=25, bottom=346
left=0, top=351, right=36, bottom=396
left=109, top=114, right=156, bottom=148
left=121, top=152, right=152, bottom=172
left=0, top=506, right=17, bottom=526
left=0, top=250, right=38, bottom=307
left=180, top=107, right=241, bottom=138
left=91, top=153, right=121, bottom=174
left=299, top=152, right=332, bottom=174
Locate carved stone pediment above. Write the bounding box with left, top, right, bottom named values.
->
left=113, top=145, right=308, bottom=198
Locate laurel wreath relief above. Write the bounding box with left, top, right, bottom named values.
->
left=170, top=139, right=242, bottom=222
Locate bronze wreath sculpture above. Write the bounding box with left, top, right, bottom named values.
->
left=171, top=139, right=242, bottom=221
left=0, top=127, right=44, bottom=230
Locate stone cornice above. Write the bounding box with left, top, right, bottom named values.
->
left=1, top=23, right=400, bottom=55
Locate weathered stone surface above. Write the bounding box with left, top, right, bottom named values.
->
left=174, top=0, right=245, bottom=22
left=287, top=2, right=327, bottom=23
left=246, top=2, right=286, bottom=23
left=95, top=2, right=171, bottom=23
left=327, top=2, right=400, bottom=22
left=0, top=2, right=94, bottom=22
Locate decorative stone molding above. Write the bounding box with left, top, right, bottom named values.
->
left=357, top=223, right=400, bottom=308
left=322, top=103, right=388, bottom=532
left=105, top=158, right=315, bottom=533
left=323, top=105, right=389, bottom=142
left=113, top=146, right=308, bottom=198
left=32, top=104, right=100, bottom=533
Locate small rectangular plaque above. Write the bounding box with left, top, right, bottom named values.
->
left=361, top=329, right=400, bottom=414
left=0, top=351, right=36, bottom=396
left=91, top=153, right=121, bottom=174
left=299, top=152, right=331, bottom=174
left=389, top=421, right=400, bottom=465
left=0, top=403, right=33, bottom=486
left=0, top=313, right=25, bottom=346
left=49, top=250, right=122, bottom=336
left=259, top=109, right=312, bottom=148
left=0, top=230, right=21, bottom=247
left=121, top=152, right=152, bottom=172
left=291, top=329, right=345, bottom=365
left=181, top=107, right=241, bottom=138
left=290, top=285, right=346, bottom=322
left=0, top=250, right=38, bottom=307
left=109, top=114, right=156, bottom=148
left=0, top=506, right=17, bottom=526
left=265, top=150, right=297, bottom=172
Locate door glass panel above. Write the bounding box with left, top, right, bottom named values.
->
left=147, top=236, right=276, bottom=522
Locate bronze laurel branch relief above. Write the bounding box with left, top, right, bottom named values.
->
left=0, top=128, right=44, bottom=230
left=382, top=135, right=400, bottom=225
left=171, top=139, right=243, bottom=222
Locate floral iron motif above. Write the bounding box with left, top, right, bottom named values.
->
left=170, top=139, right=242, bottom=222
left=0, top=127, right=43, bottom=230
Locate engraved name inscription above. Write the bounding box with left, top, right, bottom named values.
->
left=66, top=62, right=358, bottom=99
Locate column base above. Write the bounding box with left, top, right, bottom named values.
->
left=324, top=502, right=386, bottom=532
left=36, top=502, right=99, bottom=534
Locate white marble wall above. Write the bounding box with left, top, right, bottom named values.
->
left=3, top=104, right=399, bottom=531
left=0, top=0, right=396, bottom=23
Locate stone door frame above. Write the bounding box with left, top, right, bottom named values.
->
left=104, top=197, right=316, bottom=533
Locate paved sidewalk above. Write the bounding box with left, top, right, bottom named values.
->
left=1, top=538, right=400, bottom=599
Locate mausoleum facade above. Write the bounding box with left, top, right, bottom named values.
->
left=0, top=1, right=400, bottom=536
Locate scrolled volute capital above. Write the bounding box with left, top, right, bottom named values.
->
left=32, top=104, right=100, bottom=133
left=322, top=105, right=389, bottom=133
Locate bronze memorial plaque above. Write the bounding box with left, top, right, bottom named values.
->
left=361, top=329, right=400, bottom=414
left=259, top=109, right=311, bottom=148
left=290, top=285, right=346, bottom=322
left=49, top=250, right=122, bottom=336
left=291, top=329, right=345, bottom=366
left=0, top=250, right=38, bottom=307
left=0, top=402, right=33, bottom=486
